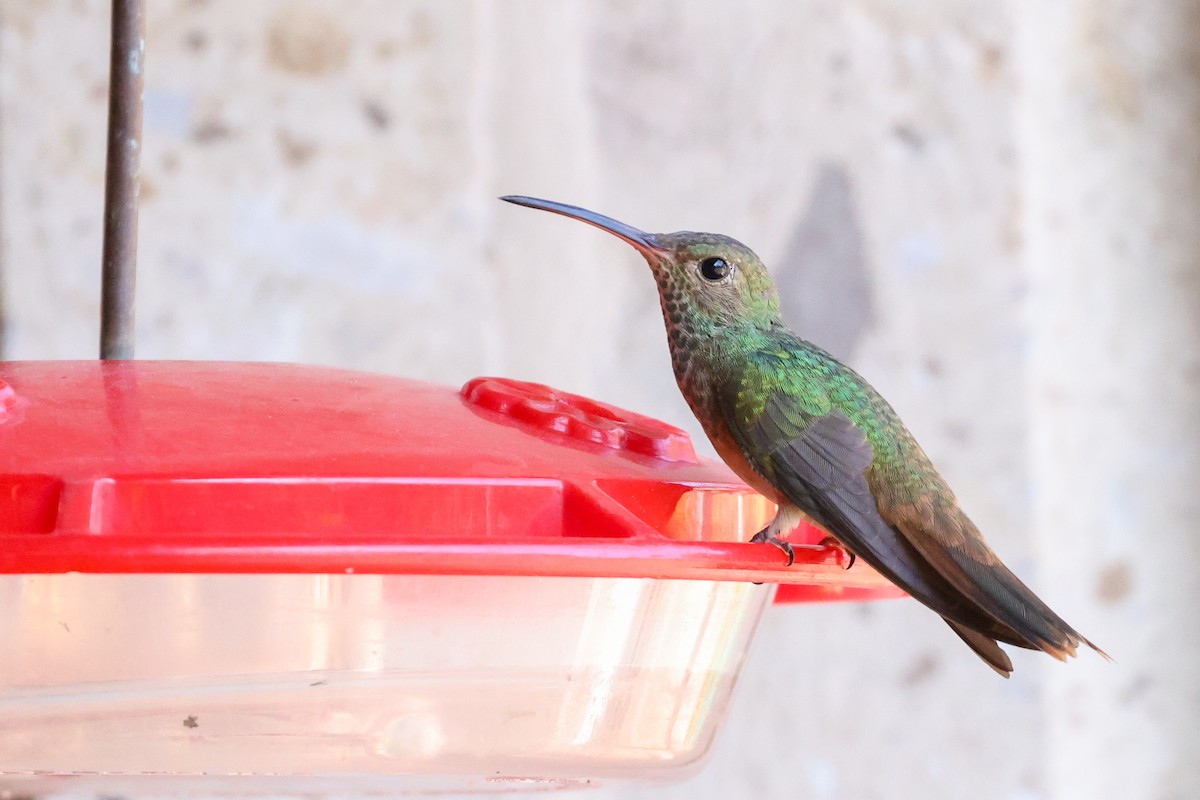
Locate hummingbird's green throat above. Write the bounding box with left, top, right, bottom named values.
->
left=501, top=194, right=1106, bottom=677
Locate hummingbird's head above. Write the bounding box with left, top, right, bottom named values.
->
left=501, top=196, right=782, bottom=332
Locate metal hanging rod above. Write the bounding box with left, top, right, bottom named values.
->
left=99, top=0, right=145, bottom=360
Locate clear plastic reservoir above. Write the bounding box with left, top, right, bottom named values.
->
left=0, top=574, right=771, bottom=795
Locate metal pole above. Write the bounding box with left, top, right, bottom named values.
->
left=99, top=0, right=145, bottom=360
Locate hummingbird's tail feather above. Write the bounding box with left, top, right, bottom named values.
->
left=822, top=482, right=1103, bottom=668
left=768, top=478, right=1038, bottom=651
left=943, top=619, right=1013, bottom=678
left=891, top=501, right=1108, bottom=663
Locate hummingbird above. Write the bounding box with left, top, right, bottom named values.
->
left=501, top=195, right=1106, bottom=677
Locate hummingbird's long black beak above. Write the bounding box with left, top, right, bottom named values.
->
left=500, top=195, right=666, bottom=254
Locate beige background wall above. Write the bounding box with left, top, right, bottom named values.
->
left=2, top=2, right=1197, bottom=798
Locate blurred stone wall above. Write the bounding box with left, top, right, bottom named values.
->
left=1, top=1, right=1197, bottom=798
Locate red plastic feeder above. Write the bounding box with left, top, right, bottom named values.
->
left=0, top=360, right=898, bottom=795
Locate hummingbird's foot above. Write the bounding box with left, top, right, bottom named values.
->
left=751, top=529, right=795, bottom=567
left=819, top=536, right=856, bottom=570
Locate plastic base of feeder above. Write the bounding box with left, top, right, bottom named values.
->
left=0, top=573, right=771, bottom=794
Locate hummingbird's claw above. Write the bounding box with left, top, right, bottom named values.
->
left=751, top=529, right=796, bottom=567
left=819, top=536, right=856, bottom=570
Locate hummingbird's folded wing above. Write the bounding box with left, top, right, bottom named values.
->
left=717, top=358, right=1039, bottom=653
left=719, top=354, right=1103, bottom=664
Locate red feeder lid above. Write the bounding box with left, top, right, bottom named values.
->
left=0, top=361, right=899, bottom=602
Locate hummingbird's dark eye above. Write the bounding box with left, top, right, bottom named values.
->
left=699, top=256, right=731, bottom=282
